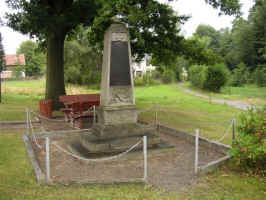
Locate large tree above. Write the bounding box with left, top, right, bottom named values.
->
left=5, top=0, right=240, bottom=109
left=0, top=32, right=5, bottom=103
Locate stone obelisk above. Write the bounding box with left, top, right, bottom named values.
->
left=97, top=23, right=137, bottom=128
left=81, top=23, right=161, bottom=152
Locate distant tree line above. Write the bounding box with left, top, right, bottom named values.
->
left=152, top=0, right=266, bottom=91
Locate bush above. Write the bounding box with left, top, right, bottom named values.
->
left=151, top=70, right=161, bottom=79
left=254, top=65, right=266, bottom=87
left=161, top=69, right=175, bottom=83
left=12, top=66, right=25, bottom=79
left=134, top=74, right=160, bottom=86
left=230, top=63, right=249, bottom=86
left=189, top=64, right=206, bottom=87
left=202, top=63, right=229, bottom=92
left=189, top=63, right=229, bottom=92
left=230, top=106, right=266, bottom=175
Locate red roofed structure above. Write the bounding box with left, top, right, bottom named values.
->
left=0, top=54, right=26, bottom=79
left=5, top=54, right=25, bottom=68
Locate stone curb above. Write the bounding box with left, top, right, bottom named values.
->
left=157, top=124, right=233, bottom=175
left=23, top=135, right=45, bottom=184
left=24, top=123, right=233, bottom=185
left=199, top=155, right=233, bottom=175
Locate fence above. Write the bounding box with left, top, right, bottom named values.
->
left=25, top=105, right=236, bottom=184
left=26, top=108, right=147, bottom=184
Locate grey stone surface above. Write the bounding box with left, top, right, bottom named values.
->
left=97, top=105, right=137, bottom=126
left=100, top=23, right=135, bottom=108
left=98, top=23, right=136, bottom=126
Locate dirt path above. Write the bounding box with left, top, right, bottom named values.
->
left=178, top=83, right=257, bottom=111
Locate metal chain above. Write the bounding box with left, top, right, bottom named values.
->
left=52, top=140, right=142, bottom=162
left=31, top=111, right=65, bottom=122
left=215, top=119, right=234, bottom=143
left=29, top=112, right=43, bottom=149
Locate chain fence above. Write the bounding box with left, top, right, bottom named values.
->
left=25, top=104, right=236, bottom=183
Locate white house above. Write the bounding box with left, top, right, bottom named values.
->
left=132, top=55, right=156, bottom=78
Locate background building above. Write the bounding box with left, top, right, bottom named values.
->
left=1, top=54, right=25, bottom=79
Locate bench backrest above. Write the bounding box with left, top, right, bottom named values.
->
left=59, top=94, right=100, bottom=104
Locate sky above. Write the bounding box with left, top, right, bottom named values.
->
left=0, top=0, right=255, bottom=54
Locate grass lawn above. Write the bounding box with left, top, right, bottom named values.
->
left=0, top=79, right=98, bottom=121
left=183, top=82, right=266, bottom=106
left=0, top=80, right=265, bottom=199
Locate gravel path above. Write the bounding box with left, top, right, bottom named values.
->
left=179, top=83, right=257, bottom=111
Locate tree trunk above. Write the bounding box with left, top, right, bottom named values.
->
left=45, top=31, right=66, bottom=110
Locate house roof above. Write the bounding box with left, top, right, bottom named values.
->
left=5, top=54, right=26, bottom=66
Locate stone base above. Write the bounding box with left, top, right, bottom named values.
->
left=97, top=105, right=137, bottom=126
left=80, top=123, right=162, bottom=153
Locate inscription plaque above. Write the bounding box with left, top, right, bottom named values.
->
left=110, top=41, right=131, bottom=86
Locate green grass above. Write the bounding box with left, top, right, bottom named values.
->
left=4, top=79, right=46, bottom=88
left=135, top=84, right=241, bottom=145
left=183, top=82, right=266, bottom=105
left=0, top=81, right=265, bottom=199
left=179, top=165, right=266, bottom=200
left=0, top=79, right=97, bottom=121
left=0, top=93, right=41, bottom=121
left=1, top=83, right=240, bottom=144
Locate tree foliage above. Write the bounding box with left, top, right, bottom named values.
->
left=4, top=0, right=241, bottom=108
left=201, top=0, right=266, bottom=72
left=0, top=32, right=5, bottom=72
left=17, top=40, right=46, bottom=77
left=64, top=26, right=102, bottom=86
left=189, top=63, right=229, bottom=92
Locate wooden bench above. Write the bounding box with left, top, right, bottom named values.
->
left=59, top=94, right=100, bottom=128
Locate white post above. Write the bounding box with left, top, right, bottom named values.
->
left=155, top=104, right=158, bottom=129
left=195, top=129, right=199, bottom=175
left=93, top=105, right=96, bottom=124
left=45, top=137, right=51, bottom=184
left=143, top=136, right=147, bottom=182
left=26, top=108, right=30, bottom=135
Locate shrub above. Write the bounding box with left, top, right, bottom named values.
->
left=189, top=63, right=229, bottom=92
left=230, top=63, right=249, bottom=86
left=189, top=65, right=205, bottom=87
left=134, top=74, right=160, bottom=86
left=254, top=65, right=266, bottom=87
left=12, top=66, right=25, bottom=79
left=230, top=106, right=266, bottom=175
left=202, top=63, right=229, bottom=92
left=161, top=69, right=175, bottom=83
left=151, top=70, right=161, bottom=79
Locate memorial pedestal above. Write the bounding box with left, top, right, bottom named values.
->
left=80, top=23, right=165, bottom=153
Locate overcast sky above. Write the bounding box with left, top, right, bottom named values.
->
left=0, top=0, right=254, bottom=54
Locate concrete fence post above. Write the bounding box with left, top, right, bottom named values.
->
left=143, top=136, right=147, bottom=182
left=195, top=129, right=199, bottom=175
left=26, top=108, right=30, bottom=135
left=93, top=105, right=96, bottom=124
left=45, top=137, right=51, bottom=184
